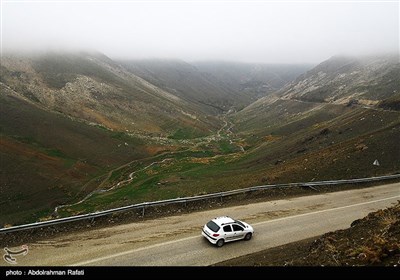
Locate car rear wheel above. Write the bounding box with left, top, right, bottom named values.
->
left=216, top=239, right=225, bottom=247
left=244, top=233, right=252, bottom=241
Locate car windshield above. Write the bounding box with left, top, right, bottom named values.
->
left=206, top=221, right=220, bottom=232
left=235, top=220, right=246, bottom=228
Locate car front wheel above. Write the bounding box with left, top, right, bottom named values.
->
left=244, top=233, right=252, bottom=241
left=216, top=239, right=225, bottom=247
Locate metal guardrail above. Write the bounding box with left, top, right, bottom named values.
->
left=1, top=174, right=399, bottom=233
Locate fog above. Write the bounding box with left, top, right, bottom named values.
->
left=2, top=1, right=399, bottom=63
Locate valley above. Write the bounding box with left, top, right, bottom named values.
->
left=1, top=52, right=399, bottom=226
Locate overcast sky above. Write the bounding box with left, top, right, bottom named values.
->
left=1, top=0, right=399, bottom=63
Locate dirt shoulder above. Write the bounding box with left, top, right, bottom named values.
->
left=215, top=201, right=400, bottom=266
left=1, top=179, right=399, bottom=248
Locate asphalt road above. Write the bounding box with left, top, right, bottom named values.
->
left=2, top=182, right=399, bottom=266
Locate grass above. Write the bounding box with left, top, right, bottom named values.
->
left=10, top=135, right=38, bottom=145
left=45, top=149, right=76, bottom=167
left=168, top=127, right=206, bottom=140
left=217, top=140, right=237, bottom=154
left=56, top=152, right=231, bottom=216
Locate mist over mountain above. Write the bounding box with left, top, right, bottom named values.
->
left=3, top=2, right=398, bottom=64
left=193, top=61, right=313, bottom=101
left=118, top=59, right=246, bottom=115
left=118, top=59, right=312, bottom=113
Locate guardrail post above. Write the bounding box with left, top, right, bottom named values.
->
left=307, top=185, right=319, bottom=192
left=142, top=205, right=145, bottom=217
left=220, top=194, right=223, bottom=203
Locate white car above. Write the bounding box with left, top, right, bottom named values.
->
left=202, top=216, right=254, bottom=247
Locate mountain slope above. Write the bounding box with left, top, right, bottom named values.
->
left=118, top=59, right=250, bottom=114
left=280, top=54, right=400, bottom=105
left=0, top=84, right=153, bottom=225
left=235, top=54, right=400, bottom=133
left=230, top=54, right=400, bottom=184
left=1, top=52, right=218, bottom=137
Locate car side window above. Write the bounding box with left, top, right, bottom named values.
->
left=223, top=225, right=232, bottom=232
left=232, top=224, right=244, bottom=231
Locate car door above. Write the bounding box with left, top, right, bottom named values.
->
left=232, top=224, right=245, bottom=240
left=222, top=225, right=235, bottom=241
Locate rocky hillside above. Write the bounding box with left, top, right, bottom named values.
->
left=280, top=54, right=400, bottom=106
left=1, top=52, right=217, bottom=136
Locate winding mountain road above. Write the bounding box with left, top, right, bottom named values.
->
left=3, top=182, right=399, bottom=266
